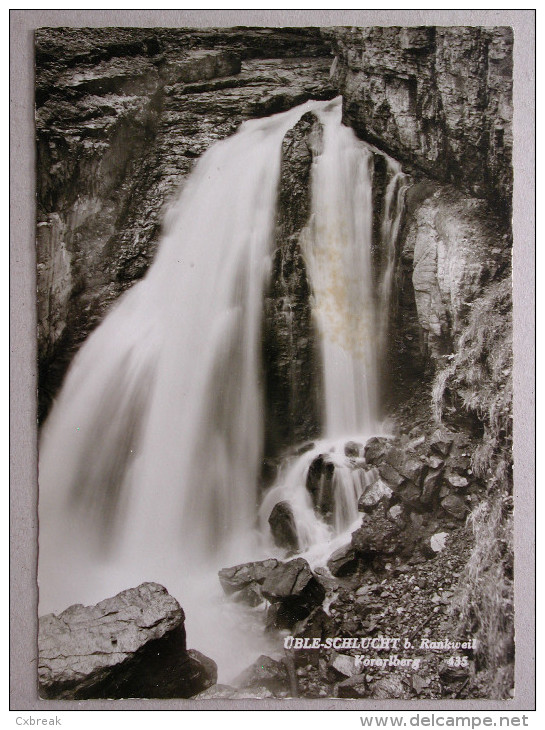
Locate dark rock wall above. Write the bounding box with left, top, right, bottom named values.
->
left=36, top=27, right=335, bottom=420
left=262, top=112, right=325, bottom=460
left=325, top=26, right=513, bottom=210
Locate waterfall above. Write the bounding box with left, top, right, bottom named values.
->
left=259, top=105, right=406, bottom=565
left=377, top=161, right=409, bottom=364
left=38, top=97, right=405, bottom=680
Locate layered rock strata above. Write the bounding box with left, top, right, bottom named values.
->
left=325, top=26, right=513, bottom=209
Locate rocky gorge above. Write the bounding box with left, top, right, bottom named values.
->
left=36, top=26, right=514, bottom=701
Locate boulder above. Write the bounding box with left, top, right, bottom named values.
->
left=427, top=455, right=445, bottom=470
left=430, top=430, right=455, bottom=457
left=327, top=544, right=360, bottom=577
left=218, top=558, right=279, bottom=596
left=38, top=582, right=217, bottom=699
left=329, top=653, right=362, bottom=678
left=420, top=468, right=444, bottom=507
left=344, top=440, right=363, bottom=458
left=441, top=494, right=469, bottom=520
left=430, top=532, right=449, bottom=553
left=305, top=453, right=336, bottom=519
left=387, top=503, right=408, bottom=528
left=371, top=674, right=408, bottom=699
left=358, top=477, right=393, bottom=513
left=384, top=446, right=427, bottom=486
left=261, top=558, right=326, bottom=629
left=446, top=471, right=469, bottom=490
left=232, top=584, right=264, bottom=608
left=399, top=482, right=425, bottom=512
left=337, top=674, right=368, bottom=698
left=293, top=607, right=334, bottom=645
left=363, top=436, right=390, bottom=465
left=378, top=462, right=406, bottom=488
left=268, top=501, right=299, bottom=551
left=351, top=514, right=403, bottom=557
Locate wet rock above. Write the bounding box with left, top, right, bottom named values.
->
left=261, top=558, right=326, bottom=629
left=441, top=494, right=469, bottom=520
left=218, top=558, right=279, bottom=597
left=358, top=477, right=393, bottom=513
left=327, top=544, right=360, bottom=577
left=305, top=453, right=335, bottom=519
left=344, top=440, right=363, bottom=458
left=234, top=655, right=289, bottom=695
left=363, top=436, right=390, bottom=465
left=232, top=584, right=264, bottom=608
left=262, top=557, right=324, bottom=602
left=268, top=501, right=299, bottom=551
left=312, top=567, right=340, bottom=593
left=38, top=582, right=216, bottom=699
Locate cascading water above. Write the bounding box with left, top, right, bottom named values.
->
left=259, top=106, right=407, bottom=568
left=38, top=96, right=406, bottom=682
left=377, top=161, right=409, bottom=364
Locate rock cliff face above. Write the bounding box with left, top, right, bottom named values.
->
left=400, top=184, right=511, bottom=361
left=262, top=112, right=325, bottom=460
left=36, top=27, right=335, bottom=420
left=325, top=26, right=513, bottom=210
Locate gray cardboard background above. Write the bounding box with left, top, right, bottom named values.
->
left=9, top=9, right=535, bottom=712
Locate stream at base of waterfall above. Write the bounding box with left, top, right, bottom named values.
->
left=38, top=97, right=407, bottom=682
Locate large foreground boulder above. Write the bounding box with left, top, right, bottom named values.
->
left=38, top=582, right=217, bottom=699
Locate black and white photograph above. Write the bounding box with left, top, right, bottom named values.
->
left=9, top=10, right=535, bottom=712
